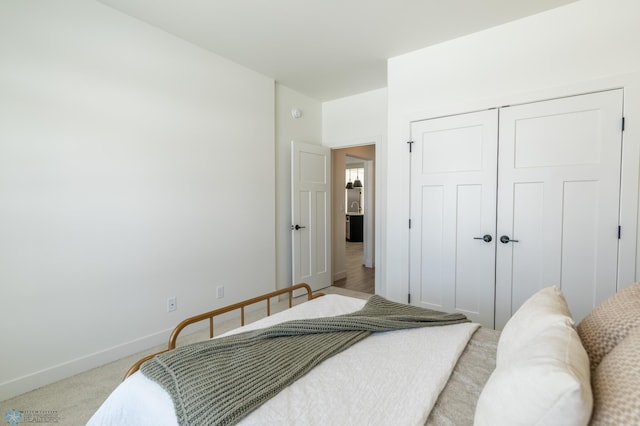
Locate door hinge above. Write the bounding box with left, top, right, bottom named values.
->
left=408, top=293, right=411, bottom=304
left=409, top=219, right=412, bottom=229
left=407, top=140, right=414, bottom=153
left=618, top=226, right=621, bottom=239
left=622, top=117, right=626, bottom=131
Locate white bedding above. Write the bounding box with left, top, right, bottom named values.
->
left=89, top=294, right=479, bottom=426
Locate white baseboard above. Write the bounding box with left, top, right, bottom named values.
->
left=0, top=328, right=172, bottom=402
left=333, top=271, right=346, bottom=281
left=364, top=256, right=374, bottom=268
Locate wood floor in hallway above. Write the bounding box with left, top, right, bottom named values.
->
left=333, top=241, right=374, bottom=294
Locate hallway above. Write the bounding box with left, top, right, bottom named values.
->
left=333, top=241, right=374, bottom=294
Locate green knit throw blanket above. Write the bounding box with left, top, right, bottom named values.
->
left=140, top=295, right=468, bottom=426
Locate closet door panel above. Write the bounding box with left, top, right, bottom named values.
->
left=419, top=185, right=446, bottom=306
left=455, top=184, right=485, bottom=313
left=561, top=180, right=600, bottom=321
left=510, top=182, right=547, bottom=310
left=410, top=110, right=498, bottom=327
left=496, top=89, right=623, bottom=328
left=513, top=108, right=602, bottom=168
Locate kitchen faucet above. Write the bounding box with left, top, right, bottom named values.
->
left=350, top=201, right=361, bottom=212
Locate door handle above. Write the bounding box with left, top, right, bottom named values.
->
left=473, top=234, right=493, bottom=243
left=500, top=235, right=519, bottom=244
left=291, top=224, right=306, bottom=230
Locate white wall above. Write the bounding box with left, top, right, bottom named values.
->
left=323, top=88, right=387, bottom=148
left=274, top=85, right=322, bottom=289
left=385, top=0, right=640, bottom=302
left=0, top=0, right=276, bottom=400
left=322, top=88, right=387, bottom=294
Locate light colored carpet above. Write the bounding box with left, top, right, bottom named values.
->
left=0, top=286, right=370, bottom=425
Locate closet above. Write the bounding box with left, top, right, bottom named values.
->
left=409, top=89, right=623, bottom=329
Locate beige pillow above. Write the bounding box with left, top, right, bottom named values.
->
left=475, top=287, right=592, bottom=426
left=577, top=281, right=640, bottom=370
left=590, top=326, right=640, bottom=425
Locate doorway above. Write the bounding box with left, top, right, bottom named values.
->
left=331, top=145, right=375, bottom=294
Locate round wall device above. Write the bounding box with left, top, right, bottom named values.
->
left=291, top=108, right=302, bottom=119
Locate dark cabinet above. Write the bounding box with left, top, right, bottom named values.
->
left=347, top=214, right=363, bottom=242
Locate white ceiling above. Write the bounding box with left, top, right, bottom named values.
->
left=98, top=0, right=578, bottom=101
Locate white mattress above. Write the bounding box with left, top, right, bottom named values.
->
left=89, top=294, right=479, bottom=426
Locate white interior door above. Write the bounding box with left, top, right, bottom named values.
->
left=495, top=90, right=623, bottom=328
left=291, top=141, right=332, bottom=292
left=409, top=109, right=498, bottom=327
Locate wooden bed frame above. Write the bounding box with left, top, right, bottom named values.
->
left=124, top=283, right=324, bottom=379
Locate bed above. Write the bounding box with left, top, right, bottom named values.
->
left=89, top=282, right=640, bottom=426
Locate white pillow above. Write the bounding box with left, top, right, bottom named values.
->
left=497, top=286, right=573, bottom=365
left=475, top=287, right=592, bottom=426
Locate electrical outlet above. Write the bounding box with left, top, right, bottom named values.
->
left=167, top=297, right=177, bottom=312
left=216, top=286, right=224, bottom=299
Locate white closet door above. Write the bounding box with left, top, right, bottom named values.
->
left=409, top=109, right=498, bottom=327
left=495, top=90, right=623, bottom=328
